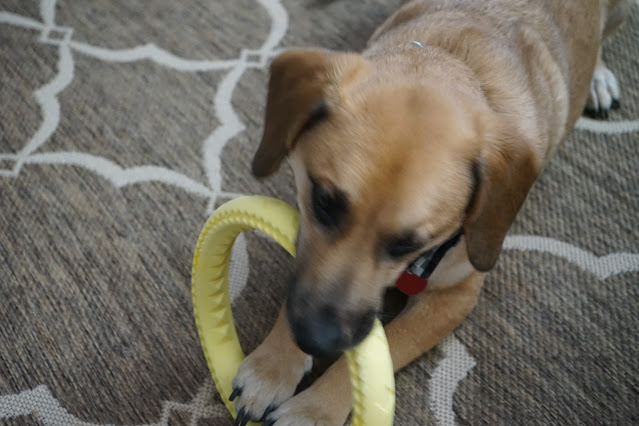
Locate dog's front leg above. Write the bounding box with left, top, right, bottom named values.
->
left=231, top=307, right=313, bottom=425
left=265, top=272, right=484, bottom=426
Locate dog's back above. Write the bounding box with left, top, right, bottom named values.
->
left=366, top=0, right=619, bottom=162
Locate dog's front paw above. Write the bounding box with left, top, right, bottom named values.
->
left=263, top=381, right=351, bottom=426
left=230, top=344, right=312, bottom=425
left=585, top=61, right=621, bottom=119
left=263, top=392, right=341, bottom=426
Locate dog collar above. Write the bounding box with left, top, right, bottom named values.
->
left=394, top=230, right=463, bottom=296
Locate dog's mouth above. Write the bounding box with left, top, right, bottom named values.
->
left=348, top=308, right=377, bottom=349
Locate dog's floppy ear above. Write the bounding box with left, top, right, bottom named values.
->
left=252, top=49, right=337, bottom=178
left=463, top=120, right=540, bottom=272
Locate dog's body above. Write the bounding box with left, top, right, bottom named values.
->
left=231, top=1, right=631, bottom=424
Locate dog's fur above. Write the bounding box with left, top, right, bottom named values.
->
left=231, top=1, right=631, bottom=424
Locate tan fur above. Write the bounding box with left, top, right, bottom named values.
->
left=235, top=1, right=631, bottom=424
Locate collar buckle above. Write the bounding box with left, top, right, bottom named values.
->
left=394, top=229, right=463, bottom=295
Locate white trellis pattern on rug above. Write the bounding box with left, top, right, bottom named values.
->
left=1, top=0, right=638, bottom=425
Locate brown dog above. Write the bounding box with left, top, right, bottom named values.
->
left=231, top=0, right=631, bottom=424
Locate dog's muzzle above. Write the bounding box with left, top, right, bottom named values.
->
left=286, top=286, right=376, bottom=357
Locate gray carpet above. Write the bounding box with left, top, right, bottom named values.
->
left=1, top=1, right=638, bottom=425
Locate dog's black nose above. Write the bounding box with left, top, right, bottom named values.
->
left=288, top=308, right=343, bottom=357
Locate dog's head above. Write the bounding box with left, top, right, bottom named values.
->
left=253, top=49, right=539, bottom=356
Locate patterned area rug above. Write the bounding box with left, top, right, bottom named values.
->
left=1, top=1, right=638, bottom=425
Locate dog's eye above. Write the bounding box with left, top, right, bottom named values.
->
left=387, top=235, right=422, bottom=258
left=310, top=177, right=347, bottom=228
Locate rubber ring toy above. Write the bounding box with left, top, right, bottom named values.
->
left=192, top=195, right=395, bottom=426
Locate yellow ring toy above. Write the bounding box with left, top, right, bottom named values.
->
left=192, top=196, right=395, bottom=426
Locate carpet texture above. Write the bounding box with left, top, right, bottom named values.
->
left=1, top=1, right=638, bottom=425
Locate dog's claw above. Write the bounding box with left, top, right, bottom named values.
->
left=263, top=419, right=275, bottom=426
left=233, top=408, right=246, bottom=426
left=229, top=386, right=242, bottom=401
left=232, top=397, right=273, bottom=425
left=584, top=106, right=610, bottom=120
left=611, top=98, right=620, bottom=109
left=261, top=404, right=277, bottom=421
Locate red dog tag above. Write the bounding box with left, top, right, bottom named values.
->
left=395, top=271, right=428, bottom=296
